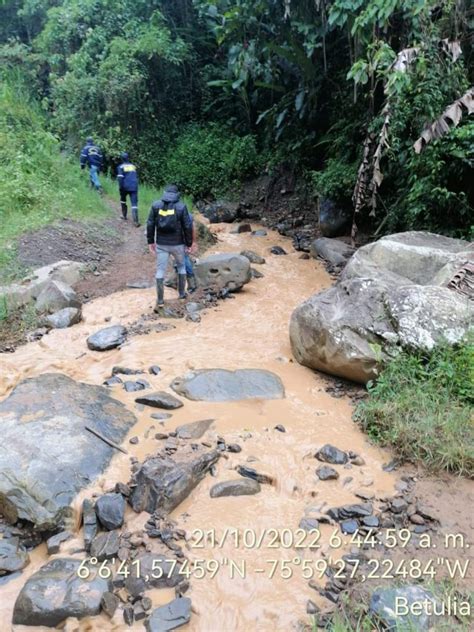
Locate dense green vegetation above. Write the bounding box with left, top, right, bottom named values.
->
left=0, top=71, right=110, bottom=282
left=355, top=340, right=474, bottom=477
left=0, top=0, right=472, bottom=236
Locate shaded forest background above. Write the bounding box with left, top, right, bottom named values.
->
left=1, top=0, right=473, bottom=237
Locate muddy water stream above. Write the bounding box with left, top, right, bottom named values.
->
left=0, top=223, right=396, bottom=631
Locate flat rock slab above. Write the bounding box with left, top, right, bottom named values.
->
left=176, top=419, right=215, bottom=440
left=0, top=538, right=30, bottom=575
left=87, top=325, right=127, bottom=351
left=210, top=479, right=261, bottom=497
left=0, top=373, right=136, bottom=530
left=135, top=391, right=184, bottom=410
left=146, top=597, right=192, bottom=632
left=370, top=585, right=440, bottom=631
left=171, top=369, right=285, bottom=402
left=130, top=449, right=220, bottom=514
left=13, top=558, right=110, bottom=626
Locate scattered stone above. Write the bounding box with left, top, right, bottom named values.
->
left=0, top=373, right=136, bottom=530
left=299, top=253, right=310, bottom=260
left=12, top=558, right=110, bottom=626
left=361, top=516, right=379, bottom=529
left=45, top=307, right=82, bottom=329
left=35, top=280, right=81, bottom=314
left=236, top=465, right=274, bottom=486
left=270, top=246, right=287, bottom=255
left=135, top=391, right=184, bottom=410
left=328, top=503, right=373, bottom=521
left=0, top=538, right=30, bottom=574
left=130, top=450, right=220, bottom=514
left=252, top=229, right=267, bottom=236
left=101, top=591, right=119, bottom=618
left=171, top=369, right=285, bottom=402
left=226, top=443, right=242, bottom=453
left=299, top=518, right=319, bottom=532
left=83, top=499, right=98, bottom=552
left=155, top=433, right=169, bottom=440
left=46, top=531, right=72, bottom=555
left=123, top=604, right=135, bottom=626
left=87, top=325, right=127, bottom=351
left=176, top=419, right=214, bottom=440
left=340, top=519, right=358, bottom=534
left=232, top=223, right=252, bottom=233
left=391, top=498, right=408, bottom=514
left=95, top=493, right=125, bottom=531
left=115, top=482, right=131, bottom=497
left=416, top=503, right=437, bottom=522
left=240, top=250, right=266, bottom=264
left=409, top=514, right=425, bottom=525
left=310, top=238, right=355, bottom=266
left=151, top=412, right=172, bottom=420
left=149, top=365, right=161, bottom=375
left=129, top=436, right=139, bottom=445
left=306, top=600, right=320, bottom=615
left=124, top=554, right=182, bottom=595
left=354, top=489, right=374, bottom=501
left=370, top=585, right=440, bottom=631
left=103, top=376, right=123, bottom=387
left=146, top=597, right=192, bottom=632
left=274, top=424, right=286, bottom=433
left=210, top=479, right=261, bottom=498
left=90, top=531, right=120, bottom=561
left=250, top=268, right=264, bottom=279
left=134, top=602, right=147, bottom=621
left=351, top=455, right=366, bottom=466
left=124, top=381, right=146, bottom=392
left=316, top=466, right=339, bottom=481
left=315, top=444, right=348, bottom=465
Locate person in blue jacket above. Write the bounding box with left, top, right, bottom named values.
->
left=117, top=152, right=140, bottom=226
left=80, top=137, right=103, bottom=192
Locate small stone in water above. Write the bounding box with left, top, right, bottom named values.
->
left=274, top=424, right=286, bottom=432
left=129, top=436, right=139, bottom=445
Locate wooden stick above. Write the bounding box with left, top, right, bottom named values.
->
left=85, top=425, right=128, bottom=455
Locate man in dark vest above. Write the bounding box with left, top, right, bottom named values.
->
left=147, top=185, right=193, bottom=311
left=117, top=152, right=140, bottom=226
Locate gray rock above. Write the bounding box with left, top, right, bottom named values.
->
left=231, top=223, right=252, bottom=233
left=130, top=450, right=220, bottom=514
left=328, top=503, right=373, bottom=520
left=170, top=369, right=285, bottom=402
left=45, top=307, right=82, bottom=329
left=0, top=538, right=30, bottom=574
left=176, top=419, right=215, bottom=440
left=146, top=597, right=192, bottom=632
left=210, top=479, right=261, bottom=497
left=87, top=325, right=127, bottom=351
left=270, top=246, right=287, bottom=255
left=250, top=268, right=264, bottom=279
left=201, top=200, right=239, bottom=224
left=125, top=554, right=183, bottom=596
left=315, top=444, right=348, bottom=465
left=0, top=373, right=136, bottom=530
left=149, top=365, right=161, bottom=375
left=90, top=531, right=120, bottom=561
left=319, top=198, right=351, bottom=238
left=135, top=391, right=184, bottom=410
left=46, top=531, right=72, bottom=555
left=83, top=499, right=98, bottom=552
left=151, top=412, right=172, bottom=420
left=194, top=253, right=251, bottom=292
left=95, top=493, right=126, bottom=530
left=240, top=250, right=266, bottom=264
left=340, top=519, right=358, bottom=534
left=310, top=238, right=355, bottom=266
left=252, top=229, right=268, bottom=237
left=370, top=585, right=440, bottom=631
left=299, top=518, right=319, bottom=532
left=35, top=280, right=81, bottom=314
left=237, top=465, right=274, bottom=485
left=316, top=465, right=340, bottom=480
left=12, top=558, right=110, bottom=626
left=185, top=302, right=204, bottom=315
left=101, top=591, right=119, bottom=618
left=124, top=380, right=147, bottom=392
left=291, top=231, right=474, bottom=383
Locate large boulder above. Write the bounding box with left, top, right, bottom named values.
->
left=12, top=558, right=110, bottom=626
left=0, top=538, right=30, bottom=575
left=290, top=231, right=474, bottom=383
left=129, top=448, right=220, bottom=514
left=194, top=253, right=251, bottom=291
left=310, top=238, right=355, bottom=266
left=0, top=374, right=136, bottom=530
left=170, top=369, right=285, bottom=401
left=318, top=198, right=352, bottom=238
left=35, top=280, right=81, bottom=314
left=200, top=200, right=239, bottom=224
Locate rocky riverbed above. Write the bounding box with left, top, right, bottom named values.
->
left=0, top=220, right=472, bottom=631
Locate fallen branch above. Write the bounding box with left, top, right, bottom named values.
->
left=85, top=425, right=128, bottom=454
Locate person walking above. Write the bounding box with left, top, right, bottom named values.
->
left=80, top=137, right=103, bottom=192
left=147, top=185, right=193, bottom=311
left=117, top=152, right=140, bottom=226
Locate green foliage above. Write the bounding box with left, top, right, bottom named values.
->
left=159, top=123, right=260, bottom=198
left=355, top=340, right=474, bottom=477
left=310, top=159, right=359, bottom=208
left=0, top=71, right=110, bottom=282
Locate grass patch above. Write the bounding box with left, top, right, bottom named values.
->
left=355, top=340, right=474, bottom=477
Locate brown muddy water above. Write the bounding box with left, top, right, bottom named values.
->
left=0, top=223, right=398, bottom=631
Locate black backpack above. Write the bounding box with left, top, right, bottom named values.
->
left=156, top=201, right=178, bottom=234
